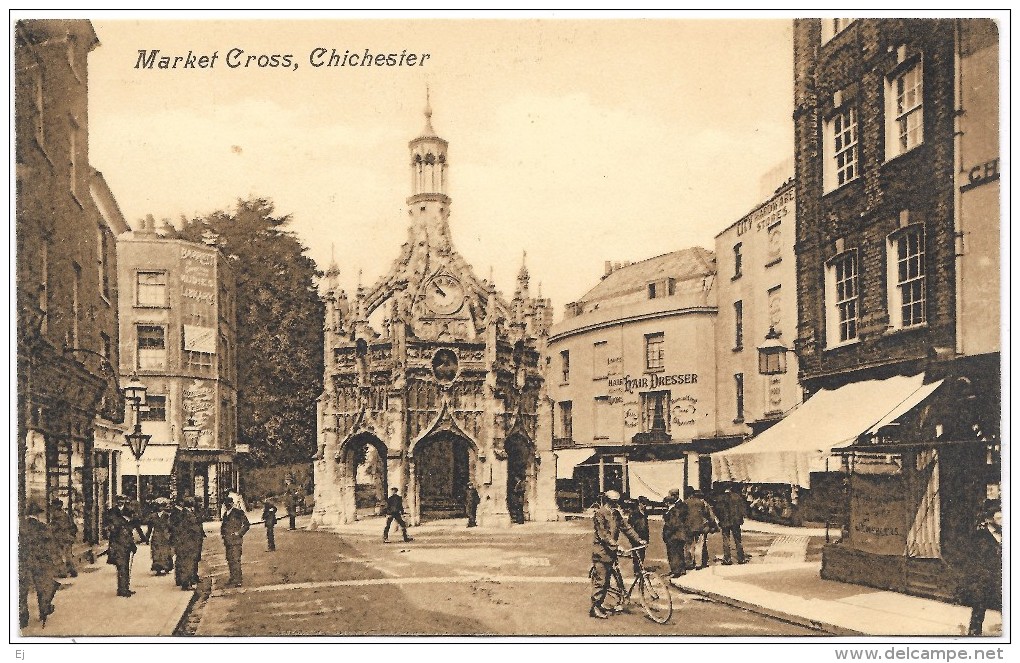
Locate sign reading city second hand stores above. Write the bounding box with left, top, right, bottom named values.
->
left=608, top=372, right=698, bottom=394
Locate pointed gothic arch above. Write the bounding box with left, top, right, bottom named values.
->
left=339, top=431, right=388, bottom=520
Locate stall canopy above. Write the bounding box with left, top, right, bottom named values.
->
left=134, top=444, right=179, bottom=476
left=712, top=374, right=943, bottom=488
left=555, top=448, right=596, bottom=479
left=627, top=460, right=685, bottom=501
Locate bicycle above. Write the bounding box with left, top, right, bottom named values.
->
left=591, top=544, right=673, bottom=624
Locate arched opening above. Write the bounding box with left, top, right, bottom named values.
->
left=415, top=431, right=475, bottom=521
left=343, top=432, right=388, bottom=519
left=506, top=434, right=536, bottom=524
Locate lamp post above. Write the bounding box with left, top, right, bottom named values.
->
left=123, top=375, right=151, bottom=505
left=757, top=326, right=789, bottom=375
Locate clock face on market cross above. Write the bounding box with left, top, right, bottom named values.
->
left=424, top=274, right=465, bottom=315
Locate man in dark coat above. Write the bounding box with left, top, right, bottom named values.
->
left=383, top=487, right=412, bottom=543
left=175, top=497, right=205, bottom=591
left=220, top=496, right=250, bottom=587
left=509, top=476, right=527, bottom=524
left=106, top=495, right=143, bottom=597
left=714, top=485, right=749, bottom=565
left=465, top=483, right=481, bottom=528
left=684, top=487, right=718, bottom=570
left=262, top=497, right=278, bottom=551
left=168, top=499, right=187, bottom=587
left=19, top=500, right=59, bottom=628
left=285, top=489, right=299, bottom=530
left=49, top=498, right=78, bottom=578
left=589, top=490, right=645, bottom=619
left=625, top=497, right=651, bottom=576
left=967, top=503, right=1002, bottom=636
left=661, top=488, right=690, bottom=578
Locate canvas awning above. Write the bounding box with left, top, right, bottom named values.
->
left=712, top=374, right=943, bottom=488
left=627, top=460, right=686, bottom=501
left=133, top=444, right=179, bottom=476
left=555, top=448, right=596, bottom=479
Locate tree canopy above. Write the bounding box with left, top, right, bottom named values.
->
left=180, top=198, right=324, bottom=467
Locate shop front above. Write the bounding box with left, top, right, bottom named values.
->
left=175, top=449, right=235, bottom=520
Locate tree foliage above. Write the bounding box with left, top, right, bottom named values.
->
left=180, top=198, right=324, bottom=467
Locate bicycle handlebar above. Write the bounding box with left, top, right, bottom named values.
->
left=618, top=544, right=648, bottom=555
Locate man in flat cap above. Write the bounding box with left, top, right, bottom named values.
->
left=589, top=490, right=645, bottom=619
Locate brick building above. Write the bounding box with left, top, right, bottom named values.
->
left=15, top=19, right=127, bottom=547
left=793, top=18, right=1000, bottom=600
left=117, top=217, right=240, bottom=519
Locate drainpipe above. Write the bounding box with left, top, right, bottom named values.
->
left=953, top=19, right=965, bottom=356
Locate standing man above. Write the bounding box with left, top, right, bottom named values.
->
left=966, top=502, right=1002, bottom=636
left=220, top=496, right=250, bottom=588
left=176, top=497, right=205, bottom=591
left=714, top=485, right=748, bottom=565
left=49, top=498, right=78, bottom=579
left=510, top=476, right=527, bottom=524
left=168, top=498, right=187, bottom=587
left=262, top=497, right=278, bottom=551
left=589, top=490, right=645, bottom=619
left=661, top=489, right=690, bottom=578
left=106, top=495, right=142, bottom=597
left=625, top=497, right=651, bottom=577
left=465, top=482, right=480, bottom=528
left=19, top=501, right=58, bottom=628
left=285, top=488, right=298, bottom=531
left=383, top=487, right=413, bottom=543
left=684, top=488, right=718, bottom=570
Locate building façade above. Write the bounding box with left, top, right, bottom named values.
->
left=793, top=18, right=1000, bottom=601
left=312, top=101, right=557, bottom=528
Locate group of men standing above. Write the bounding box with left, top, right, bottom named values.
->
left=662, top=485, right=747, bottom=578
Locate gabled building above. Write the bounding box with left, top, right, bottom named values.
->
left=793, top=18, right=1000, bottom=601
left=313, top=100, right=556, bottom=527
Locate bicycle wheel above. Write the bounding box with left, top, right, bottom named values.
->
left=638, top=572, right=673, bottom=624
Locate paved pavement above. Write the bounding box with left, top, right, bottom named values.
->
left=18, top=543, right=195, bottom=638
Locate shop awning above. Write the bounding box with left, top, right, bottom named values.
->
left=628, top=460, right=685, bottom=501
left=712, top=374, right=942, bottom=489
left=555, top=448, right=596, bottom=479
left=133, top=444, right=179, bottom=476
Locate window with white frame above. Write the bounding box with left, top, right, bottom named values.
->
left=888, top=226, right=926, bottom=328
left=557, top=401, right=573, bottom=440
left=826, top=251, right=859, bottom=345
left=645, top=333, right=665, bottom=371
left=824, top=105, right=858, bottom=192
left=136, top=271, right=168, bottom=307
left=821, top=18, right=855, bottom=43
left=886, top=60, right=924, bottom=160
left=137, top=325, right=166, bottom=370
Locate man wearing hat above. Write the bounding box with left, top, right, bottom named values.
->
left=172, top=496, right=205, bottom=591
left=661, top=488, right=690, bottom=578
left=714, top=484, right=749, bottom=565
left=19, top=500, right=58, bottom=628
left=49, top=498, right=78, bottom=579
left=106, top=495, right=143, bottom=597
left=684, top=487, right=718, bottom=570
left=383, top=487, right=412, bottom=543
left=220, top=496, right=251, bottom=587
left=589, top=490, right=645, bottom=619
left=465, top=482, right=481, bottom=528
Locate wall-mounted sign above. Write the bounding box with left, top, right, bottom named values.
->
left=736, top=188, right=795, bottom=236
left=608, top=373, right=698, bottom=394
left=961, top=157, right=999, bottom=192
left=671, top=395, right=697, bottom=427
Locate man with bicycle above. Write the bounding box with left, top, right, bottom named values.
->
left=590, top=490, right=645, bottom=619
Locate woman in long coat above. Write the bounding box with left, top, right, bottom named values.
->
left=146, top=501, right=174, bottom=575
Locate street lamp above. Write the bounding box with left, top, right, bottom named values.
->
left=757, top=326, right=789, bottom=375
left=123, top=374, right=151, bottom=505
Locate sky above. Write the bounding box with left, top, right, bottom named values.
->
left=87, top=17, right=794, bottom=321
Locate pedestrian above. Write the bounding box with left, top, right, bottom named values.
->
left=146, top=499, right=174, bottom=575
left=285, top=488, right=298, bottom=530
left=262, top=496, right=278, bottom=551
left=510, top=476, right=527, bottom=524
left=383, top=487, right=413, bottom=543
left=661, top=489, right=690, bottom=578
left=168, top=498, right=187, bottom=587
left=465, top=482, right=480, bottom=528
left=684, top=487, right=718, bottom=570
left=589, top=490, right=645, bottom=619
left=220, top=496, right=251, bottom=587
left=48, top=498, right=78, bottom=579
left=965, top=501, right=1002, bottom=636
left=714, top=484, right=749, bottom=565
left=106, top=494, right=143, bottom=597
left=175, top=497, right=205, bottom=591
left=19, top=500, right=59, bottom=628
left=625, top=497, right=651, bottom=577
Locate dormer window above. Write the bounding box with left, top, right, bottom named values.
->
left=647, top=278, right=676, bottom=300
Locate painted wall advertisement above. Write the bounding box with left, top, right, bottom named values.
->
left=849, top=472, right=908, bottom=556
